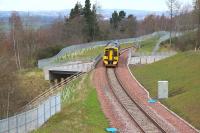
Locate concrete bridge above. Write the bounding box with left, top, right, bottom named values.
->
left=43, top=61, right=94, bottom=81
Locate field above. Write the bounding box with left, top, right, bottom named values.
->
left=130, top=51, right=200, bottom=129
left=138, top=36, right=160, bottom=52
left=33, top=72, right=109, bottom=133
left=0, top=23, right=10, bottom=31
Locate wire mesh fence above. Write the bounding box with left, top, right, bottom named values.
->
left=0, top=51, right=102, bottom=133
left=0, top=93, right=61, bottom=133
left=38, top=31, right=170, bottom=69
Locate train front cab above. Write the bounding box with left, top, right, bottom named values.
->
left=103, top=47, right=119, bottom=67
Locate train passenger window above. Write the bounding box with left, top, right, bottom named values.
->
left=105, top=51, right=109, bottom=56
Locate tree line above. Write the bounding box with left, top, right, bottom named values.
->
left=0, top=0, right=200, bottom=117
left=0, top=0, right=199, bottom=70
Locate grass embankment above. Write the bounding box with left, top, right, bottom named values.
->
left=138, top=36, right=160, bottom=52
left=15, top=69, right=49, bottom=97
left=159, top=31, right=197, bottom=52
left=34, top=72, right=109, bottom=133
left=56, top=46, right=104, bottom=63
left=120, top=43, right=134, bottom=49
left=158, top=43, right=173, bottom=52
left=56, top=43, right=137, bottom=63
left=130, top=51, right=200, bottom=129
left=0, top=68, right=49, bottom=117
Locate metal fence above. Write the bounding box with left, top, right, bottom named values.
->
left=38, top=43, right=105, bottom=68
left=38, top=31, right=170, bottom=69
left=130, top=51, right=177, bottom=65
left=0, top=93, right=61, bottom=133
left=0, top=52, right=102, bottom=133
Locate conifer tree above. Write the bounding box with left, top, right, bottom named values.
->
left=69, top=2, right=83, bottom=19
left=84, top=0, right=99, bottom=41
left=110, top=11, right=119, bottom=29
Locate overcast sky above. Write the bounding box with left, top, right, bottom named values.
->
left=0, top=0, right=193, bottom=11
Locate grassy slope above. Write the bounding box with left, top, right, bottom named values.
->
left=0, top=68, right=49, bottom=117
left=158, top=43, right=173, bottom=52
left=57, top=43, right=137, bottom=63
left=33, top=72, right=108, bottom=133
left=15, top=69, right=49, bottom=96
left=130, top=51, right=200, bottom=129
left=120, top=43, right=134, bottom=49
left=138, top=37, right=160, bottom=52
left=159, top=31, right=197, bottom=52
left=56, top=46, right=104, bottom=63
left=6, top=69, right=49, bottom=115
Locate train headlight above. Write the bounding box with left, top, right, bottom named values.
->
left=103, top=56, right=108, bottom=59
left=104, top=60, right=108, bottom=64
left=113, top=61, right=117, bottom=64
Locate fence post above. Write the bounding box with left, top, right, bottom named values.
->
left=43, top=103, right=45, bottom=122
left=86, top=64, right=89, bottom=72
left=16, top=115, right=18, bottom=133
left=55, top=95, right=57, bottom=113
left=25, top=111, right=27, bottom=133
left=8, top=117, right=10, bottom=133
left=37, top=107, right=39, bottom=128
left=146, top=58, right=147, bottom=64
left=49, top=97, right=51, bottom=117
left=140, top=57, right=141, bottom=64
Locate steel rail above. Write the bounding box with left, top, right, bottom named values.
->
left=105, top=48, right=166, bottom=132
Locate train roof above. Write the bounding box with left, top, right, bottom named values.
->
left=106, top=40, right=120, bottom=47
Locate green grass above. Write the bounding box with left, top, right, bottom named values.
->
left=15, top=68, right=49, bottom=100
left=158, top=43, right=173, bottom=52
left=0, top=23, right=10, bottom=31
left=120, top=43, right=134, bottom=49
left=138, top=37, right=160, bottom=52
left=56, top=43, right=139, bottom=64
left=1, top=68, right=49, bottom=116
left=130, top=51, right=200, bottom=129
left=33, top=72, right=109, bottom=133
left=162, top=31, right=197, bottom=52
left=56, top=46, right=104, bottom=63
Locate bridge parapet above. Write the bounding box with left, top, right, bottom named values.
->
left=44, top=61, right=94, bottom=80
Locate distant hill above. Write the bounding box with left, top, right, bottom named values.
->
left=99, top=9, right=167, bottom=20
left=0, top=9, right=167, bottom=20
left=0, top=9, right=167, bottom=31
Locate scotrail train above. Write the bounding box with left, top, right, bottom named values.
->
left=103, top=41, right=120, bottom=67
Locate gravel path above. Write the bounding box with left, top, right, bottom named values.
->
left=115, top=50, right=199, bottom=133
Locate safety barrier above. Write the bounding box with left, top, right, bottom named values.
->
left=130, top=51, right=177, bottom=65
left=38, top=31, right=169, bottom=68
left=0, top=93, right=61, bottom=133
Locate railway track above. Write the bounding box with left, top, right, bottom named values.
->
left=106, top=67, right=166, bottom=133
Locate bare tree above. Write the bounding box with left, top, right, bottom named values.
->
left=176, top=5, right=194, bottom=31
left=166, top=0, right=181, bottom=46
left=125, top=15, right=137, bottom=37
left=9, top=12, right=23, bottom=70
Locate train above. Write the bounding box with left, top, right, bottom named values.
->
left=103, top=41, right=120, bottom=67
